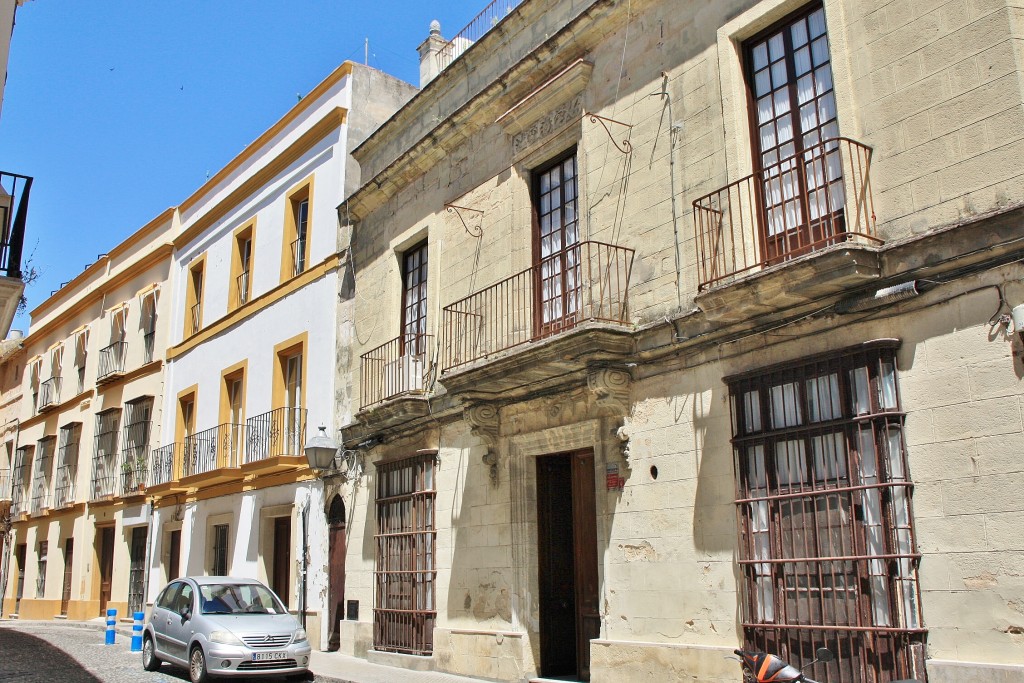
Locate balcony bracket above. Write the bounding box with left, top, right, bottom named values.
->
left=586, top=113, right=633, bottom=155
left=464, top=403, right=500, bottom=486
left=586, top=367, right=632, bottom=415
left=445, top=204, right=484, bottom=238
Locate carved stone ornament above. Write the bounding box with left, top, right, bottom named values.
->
left=616, top=424, right=632, bottom=464
left=587, top=367, right=632, bottom=415
left=510, top=95, right=583, bottom=156
left=464, top=403, right=501, bottom=485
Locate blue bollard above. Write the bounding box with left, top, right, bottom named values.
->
left=131, top=611, right=144, bottom=652
left=105, top=608, right=117, bottom=645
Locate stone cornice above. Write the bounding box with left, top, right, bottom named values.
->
left=342, top=0, right=623, bottom=222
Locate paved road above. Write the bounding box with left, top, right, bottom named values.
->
left=0, top=621, right=316, bottom=682
left=0, top=621, right=186, bottom=682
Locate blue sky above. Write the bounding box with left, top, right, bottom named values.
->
left=2, top=0, right=485, bottom=332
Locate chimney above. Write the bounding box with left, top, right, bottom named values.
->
left=417, top=20, right=447, bottom=87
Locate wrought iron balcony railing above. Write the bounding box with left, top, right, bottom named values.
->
left=181, top=423, right=245, bottom=477
left=441, top=241, right=634, bottom=371
left=692, top=137, right=879, bottom=291
left=150, top=443, right=176, bottom=486
left=0, top=171, right=31, bottom=280
left=52, top=465, right=75, bottom=508
left=236, top=270, right=251, bottom=306
left=0, top=467, right=9, bottom=502
left=10, top=482, right=27, bottom=516
left=143, top=331, right=156, bottom=364
left=291, top=238, right=306, bottom=277
left=436, top=0, right=522, bottom=72
left=189, top=301, right=202, bottom=336
left=245, top=407, right=306, bottom=463
left=97, top=341, right=127, bottom=380
left=38, top=377, right=61, bottom=410
left=120, top=445, right=149, bottom=495
left=361, top=334, right=433, bottom=408
left=30, top=477, right=50, bottom=515
left=91, top=454, right=117, bottom=499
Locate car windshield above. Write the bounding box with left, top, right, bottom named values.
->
left=198, top=583, right=286, bottom=615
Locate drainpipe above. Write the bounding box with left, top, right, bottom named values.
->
left=141, top=500, right=154, bottom=617
left=650, top=73, right=684, bottom=312
left=299, top=495, right=309, bottom=630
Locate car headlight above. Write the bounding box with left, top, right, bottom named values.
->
left=293, top=628, right=307, bottom=643
left=209, top=630, right=243, bottom=646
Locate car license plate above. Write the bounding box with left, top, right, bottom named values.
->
left=251, top=651, right=288, bottom=662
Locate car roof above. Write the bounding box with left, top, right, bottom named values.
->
left=178, top=576, right=267, bottom=587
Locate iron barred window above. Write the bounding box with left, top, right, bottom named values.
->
left=728, top=342, right=925, bottom=683
left=212, top=524, right=229, bottom=576
left=91, top=409, right=121, bottom=499
left=374, top=453, right=436, bottom=655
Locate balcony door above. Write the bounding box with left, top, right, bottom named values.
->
left=746, top=4, right=844, bottom=262
left=97, top=526, right=115, bottom=616
left=284, top=353, right=303, bottom=455
left=226, top=376, right=244, bottom=466
left=533, top=151, right=580, bottom=338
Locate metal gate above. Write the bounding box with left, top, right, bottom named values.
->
left=127, top=526, right=148, bottom=615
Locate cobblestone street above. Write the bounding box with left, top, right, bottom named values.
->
left=0, top=621, right=322, bottom=683
left=0, top=621, right=185, bottom=682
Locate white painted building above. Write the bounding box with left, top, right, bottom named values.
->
left=145, top=61, right=415, bottom=648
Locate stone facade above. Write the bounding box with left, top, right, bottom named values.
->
left=335, top=1, right=1024, bottom=681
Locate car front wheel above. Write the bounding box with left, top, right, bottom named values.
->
left=141, top=634, right=161, bottom=671
left=189, top=644, right=210, bottom=683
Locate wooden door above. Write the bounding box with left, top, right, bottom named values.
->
left=571, top=450, right=600, bottom=680
left=327, top=495, right=347, bottom=651
left=536, top=450, right=599, bottom=681
left=61, top=538, right=73, bottom=615
left=14, top=543, right=26, bottom=613
left=272, top=517, right=291, bottom=606
left=167, top=529, right=181, bottom=582
left=98, top=527, right=114, bottom=615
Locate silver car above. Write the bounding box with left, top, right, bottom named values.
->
left=142, top=576, right=312, bottom=683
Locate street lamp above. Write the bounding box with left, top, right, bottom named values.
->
left=303, top=425, right=363, bottom=480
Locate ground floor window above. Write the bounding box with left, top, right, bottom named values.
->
left=374, top=452, right=436, bottom=655
left=211, top=524, right=229, bottom=576
left=728, top=341, right=925, bottom=682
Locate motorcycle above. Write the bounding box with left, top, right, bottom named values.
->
left=734, top=647, right=921, bottom=683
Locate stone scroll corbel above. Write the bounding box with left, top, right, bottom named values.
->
left=464, top=403, right=501, bottom=486
left=587, top=367, right=632, bottom=415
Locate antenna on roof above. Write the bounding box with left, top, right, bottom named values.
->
left=365, top=38, right=369, bottom=65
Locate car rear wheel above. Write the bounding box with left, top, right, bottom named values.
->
left=141, top=634, right=161, bottom=671
left=189, top=644, right=210, bottom=683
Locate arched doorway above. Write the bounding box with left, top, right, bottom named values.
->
left=327, top=494, right=346, bottom=651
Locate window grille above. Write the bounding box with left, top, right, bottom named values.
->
left=91, top=409, right=121, bottom=499
left=30, top=437, right=55, bottom=514
left=121, top=398, right=153, bottom=494
left=54, top=423, right=82, bottom=508
left=374, top=453, right=436, bottom=655
left=36, top=541, right=48, bottom=599
left=728, top=342, right=925, bottom=682
left=212, top=524, right=229, bottom=576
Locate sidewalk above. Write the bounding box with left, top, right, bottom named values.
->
left=310, top=650, right=494, bottom=683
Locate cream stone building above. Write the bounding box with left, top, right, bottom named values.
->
left=1, top=209, right=175, bottom=620
left=330, top=1, right=1024, bottom=682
